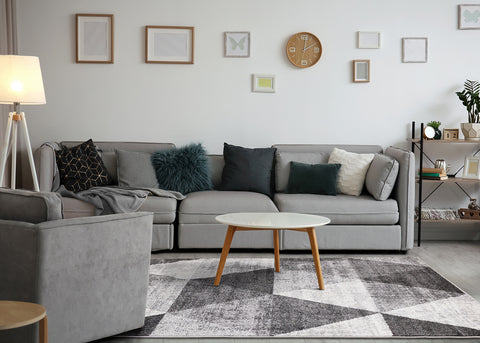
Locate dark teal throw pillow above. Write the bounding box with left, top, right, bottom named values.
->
left=286, top=162, right=341, bottom=195
left=151, top=143, right=212, bottom=194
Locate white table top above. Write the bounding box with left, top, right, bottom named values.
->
left=215, top=212, right=330, bottom=229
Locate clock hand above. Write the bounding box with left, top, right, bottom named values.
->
left=303, top=43, right=317, bottom=52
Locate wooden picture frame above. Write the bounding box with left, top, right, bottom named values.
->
left=76, top=14, right=114, bottom=63
left=353, top=60, right=370, bottom=83
left=464, top=156, right=480, bottom=179
left=224, top=32, right=250, bottom=57
left=443, top=128, right=459, bottom=140
left=145, top=26, right=194, bottom=64
left=252, top=74, right=276, bottom=93
left=402, top=37, right=428, bottom=63
left=357, top=32, right=381, bottom=49
left=458, top=5, right=480, bottom=30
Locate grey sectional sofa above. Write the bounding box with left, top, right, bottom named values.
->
left=36, top=142, right=415, bottom=252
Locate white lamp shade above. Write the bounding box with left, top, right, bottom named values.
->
left=0, top=55, right=46, bottom=105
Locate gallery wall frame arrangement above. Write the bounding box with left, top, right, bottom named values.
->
left=145, top=26, right=194, bottom=64
left=252, top=74, right=276, bottom=93
left=458, top=4, right=480, bottom=29
left=357, top=31, right=381, bottom=49
left=76, top=14, right=114, bottom=63
left=224, top=32, right=250, bottom=57
left=353, top=60, right=370, bottom=83
left=402, top=37, right=428, bottom=63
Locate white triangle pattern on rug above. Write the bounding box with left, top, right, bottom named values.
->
left=386, top=294, right=480, bottom=330
left=276, top=313, right=393, bottom=337
left=276, top=280, right=378, bottom=312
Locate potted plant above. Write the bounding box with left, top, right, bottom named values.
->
left=427, top=120, right=442, bottom=140
left=456, top=79, right=480, bottom=140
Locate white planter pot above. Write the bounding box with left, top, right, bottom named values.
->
left=461, top=123, right=480, bottom=141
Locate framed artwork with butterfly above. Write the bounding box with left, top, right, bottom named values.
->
left=224, top=32, right=250, bottom=57
left=459, top=5, right=480, bottom=29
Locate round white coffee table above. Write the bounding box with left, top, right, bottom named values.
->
left=214, top=212, right=331, bottom=289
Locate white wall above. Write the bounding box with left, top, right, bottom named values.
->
left=15, top=0, right=480, bottom=154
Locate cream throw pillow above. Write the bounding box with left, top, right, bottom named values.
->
left=328, top=148, right=375, bottom=196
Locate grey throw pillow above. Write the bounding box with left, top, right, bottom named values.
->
left=365, top=154, right=399, bottom=201
left=116, top=150, right=159, bottom=188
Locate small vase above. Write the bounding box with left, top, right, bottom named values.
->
left=461, top=123, right=480, bottom=141
left=434, top=128, right=441, bottom=140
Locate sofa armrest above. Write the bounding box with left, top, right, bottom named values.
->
left=0, top=212, right=153, bottom=343
left=34, top=142, right=58, bottom=192
left=384, top=146, right=415, bottom=250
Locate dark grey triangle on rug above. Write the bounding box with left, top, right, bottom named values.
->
left=119, top=256, right=480, bottom=338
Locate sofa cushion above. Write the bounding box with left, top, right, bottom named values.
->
left=286, top=162, right=341, bottom=195
left=0, top=188, right=62, bottom=223
left=179, top=190, right=278, bottom=224
left=55, top=139, right=112, bottom=192
left=117, top=150, right=159, bottom=188
left=137, top=196, right=176, bottom=224
left=220, top=143, right=276, bottom=197
left=366, top=154, right=400, bottom=201
left=276, top=152, right=329, bottom=192
left=328, top=148, right=374, bottom=196
left=151, top=143, right=212, bottom=194
left=274, top=193, right=399, bottom=225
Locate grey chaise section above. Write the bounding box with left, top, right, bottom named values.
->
left=35, top=141, right=176, bottom=251
left=0, top=188, right=153, bottom=343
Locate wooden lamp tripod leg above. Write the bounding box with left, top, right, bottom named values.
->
left=0, top=113, right=13, bottom=188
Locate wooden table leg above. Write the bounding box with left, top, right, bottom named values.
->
left=214, top=226, right=236, bottom=286
left=273, top=230, right=280, bottom=272
left=307, top=227, right=325, bottom=290
left=39, top=315, right=48, bottom=343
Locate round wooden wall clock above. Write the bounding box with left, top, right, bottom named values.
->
left=286, top=32, right=322, bottom=68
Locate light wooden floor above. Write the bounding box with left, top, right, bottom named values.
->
left=98, top=241, right=480, bottom=343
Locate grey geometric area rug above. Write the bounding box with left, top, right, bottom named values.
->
left=119, top=256, right=480, bottom=338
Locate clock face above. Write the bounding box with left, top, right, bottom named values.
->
left=286, top=32, right=322, bottom=68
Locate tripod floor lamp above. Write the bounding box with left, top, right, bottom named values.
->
left=0, top=55, right=46, bottom=191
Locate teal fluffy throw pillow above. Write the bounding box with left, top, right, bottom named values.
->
left=151, top=143, right=212, bottom=194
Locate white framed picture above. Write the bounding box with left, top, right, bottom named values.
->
left=463, top=156, right=480, bottom=179
left=252, top=74, right=275, bottom=93
left=402, top=37, right=428, bottom=63
left=224, top=32, right=250, bottom=57
left=76, top=14, right=114, bottom=63
left=357, top=32, right=381, bottom=49
left=145, top=26, right=194, bottom=64
left=459, top=4, right=480, bottom=29
left=353, top=60, right=370, bottom=83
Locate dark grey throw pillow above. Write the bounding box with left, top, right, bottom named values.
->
left=116, top=150, right=159, bottom=188
left=220, top=143, right=276, bottom=197
left=151, top=143, right=212, bottom=194
left=286, top=162, right=341, bottom=195
left=365, top=154, right=399, bottom=201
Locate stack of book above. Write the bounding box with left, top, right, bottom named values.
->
left=419, top=167, right=447, bottom=180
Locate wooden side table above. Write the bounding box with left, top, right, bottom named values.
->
left=0, top=301, right=47, bottom=342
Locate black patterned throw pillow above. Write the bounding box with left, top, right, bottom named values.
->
left=55, top=139, right=112, bottom=192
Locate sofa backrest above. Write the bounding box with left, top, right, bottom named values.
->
left=207, top=155, right=225, bottom=189
left=60, top=141, right=175, bottom=184
left=0, top=188, right=63, bottom=223
left=272, top=144, right=383, bottom=192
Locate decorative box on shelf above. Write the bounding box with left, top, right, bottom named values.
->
left=458, top=208, right=480, bottom=220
